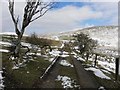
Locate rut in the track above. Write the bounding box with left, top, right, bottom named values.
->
left=39, top=57, right=62, bottom=88
left=71, top=55, right=100, bottom=88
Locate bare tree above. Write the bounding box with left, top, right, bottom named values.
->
left=8, top=0, right=54, bottom=58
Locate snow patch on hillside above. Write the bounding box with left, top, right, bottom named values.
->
left=83, top=26, right=118, bottom=48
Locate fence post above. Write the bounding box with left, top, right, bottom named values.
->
left=94, top=54, right=98, bottom=67
left=86, top=53, right=89, bottom=61
left=115, top=57, right=119, bottom=81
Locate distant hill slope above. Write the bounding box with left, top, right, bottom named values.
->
left=74, top=26, right=118, bottom=48
left=50, top=26, right=118, bottom=49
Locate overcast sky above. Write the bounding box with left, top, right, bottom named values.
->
left=1, top=0, right=118, bottom=35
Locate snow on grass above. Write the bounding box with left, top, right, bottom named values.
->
left=21, top=42, right=31, bottom=48
left=59, top=60, right=73, bottom=67
left=0, top=32, right=17, bottom=35
left=51, top=46, right=58, bottom=48
left=0, top=32, right=28, bottom=36
left=63, top=51, right=69, bottom=55
left=71, top=52, right=77, bottom=56
left=12, top=62, right=27, bottom=70
left=27, top=52, right=41, bottom=56
left=48, top=58, right=54, bottom=62
left=0, top=49, right=9, bottom=53
left=72, top=52, right=85, bottom=62
left=49, top=50, right=61, bottom=56
left=60, top=51, right=69, bottom=57
left=56, top=75, right=80, bottom=89
left=85, top=67, right=111, bottom=80
left=101, top=69, right=111, bottom=74
left=98, top=86, right=106, bottom=90
left=27, top=71, right=30, bottom=74
left=56, top=75, right=73, bottom=88
left=11, top=57, right=28, bottom=70
left=0, top=71, right=4, bottom=89
left=74, top=46, right=79, bottom=50
left=97, top=60, right=115, bottom=73
left=60, top=43, right=64, bottom=49
left=75, top=56, right=86, bottom=62
left=61, top=54, right=69, bottom=57
left=12, top=66, right=19, bottom=70
left=0, top=41, right=12, bottom=46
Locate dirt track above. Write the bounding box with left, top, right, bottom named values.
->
left=71, top=56, right=100, bottom=88
left=39, top=57, right=62, bottom=88
left=33, top=55, right=101, bottom=89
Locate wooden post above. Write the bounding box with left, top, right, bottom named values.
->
left=86, top=53, right=89, bottom=61
left=94, top=54, right=97, bottom=67
left=115, top=57, right=119, bottom=81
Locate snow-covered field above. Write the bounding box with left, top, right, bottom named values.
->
left=74, top=26, right=118, bottom=48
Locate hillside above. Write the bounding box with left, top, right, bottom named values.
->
left=51, top=26, right=118, bottom=47
left=74, top=26, right=118, bottom=48
left=47, top=26, right=118, bottom=56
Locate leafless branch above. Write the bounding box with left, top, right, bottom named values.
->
left=22, top=0, right=54, bottom=28
left=8, top=0, right=21, bottom=36
left=9, top=0, right=54, bottom=37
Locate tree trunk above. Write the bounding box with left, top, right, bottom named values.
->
left=14, top=31, right=23, bottom=58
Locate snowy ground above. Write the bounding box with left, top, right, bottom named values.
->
left=0, top=32, right=28, bottom=36
left=49, top=49, right=61, bottom=56
left=85, top=67, right=111, bottom=80
left=72, top=50, right=120, bottom=80
left=21, top=42, right=32, bottom=48
left=59, top=60, right=73, bottom=67
left=0, top=49, right=9, bottom=53
left=56, top=75, right=80, bottom=89
left=0, top=71, right=4, bottom=89
left=49, top=49, right=69, bottom=58
left=0, top=41, right=12, bottom=46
